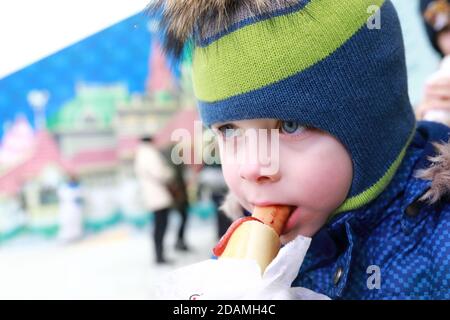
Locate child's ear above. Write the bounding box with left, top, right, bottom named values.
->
left=220, top=191, right=244, bottom=221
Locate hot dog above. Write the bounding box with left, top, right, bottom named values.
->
left=213, top=206, right=291, bottom=273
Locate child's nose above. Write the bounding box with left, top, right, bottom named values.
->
left=239, top=162, right=281, bottom=184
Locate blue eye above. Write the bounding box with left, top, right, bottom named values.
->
left=280, top=121, right=306, bottom=135
left=217, top=124, right=241, bottom=138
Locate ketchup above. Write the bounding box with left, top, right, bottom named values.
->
left=212, top=216, right=262, bottom=257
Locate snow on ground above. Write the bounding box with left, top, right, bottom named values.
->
left=0, top=214, right=217, bottom=299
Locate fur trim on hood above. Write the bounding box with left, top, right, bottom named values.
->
left=146, top=0, right=296, bottom=58
left=220, top=141, right=450, bottom=220
left=415, top=140, right=450, bottom=204
left=219, top=191, right=244, bottom=220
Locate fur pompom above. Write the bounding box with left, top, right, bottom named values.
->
left=146, top=0, right=295, bottom=58
left=415, top=141, right=450, bottom=204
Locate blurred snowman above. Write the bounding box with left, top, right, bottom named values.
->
left=58, top=173, right=84, bottom=242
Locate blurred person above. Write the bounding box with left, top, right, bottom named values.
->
left=198, top=162, right=231, bottom=239
left=418, top=0, right=450, bottom=125
left=135, top=136, right=174, bottom=264
left=161, top=144, right=190, bottom=251
left=58, top=174, right=84, bottom=242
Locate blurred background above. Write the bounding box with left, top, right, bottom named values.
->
left=0, top=0, right=442, bottom=299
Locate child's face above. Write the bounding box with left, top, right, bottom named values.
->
left=212, top=119, right=353, bottom=243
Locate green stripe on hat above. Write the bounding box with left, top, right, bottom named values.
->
left=193, top=0, right=385, bottom=103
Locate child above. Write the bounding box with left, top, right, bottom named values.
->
left=418, top=0, right=450, bottom=126
left=149, top=0, right=450, bottom=299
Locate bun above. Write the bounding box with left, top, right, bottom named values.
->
left=220, top=220, right=280, bottom=273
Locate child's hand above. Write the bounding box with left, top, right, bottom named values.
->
left=416, top=77, right=450, bottom=126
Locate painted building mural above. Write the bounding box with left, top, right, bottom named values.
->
left=0, top=13, right=199, bottom=243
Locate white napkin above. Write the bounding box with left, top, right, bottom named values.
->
left=153, top=236, right=330, bottom=300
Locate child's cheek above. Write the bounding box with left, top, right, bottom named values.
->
left=220, top=161, right=240, bottom=194
left=285, top=140, right=352, bottom=213
left=308, top=164, right=350, bottom=210
left=219, top=143, right=244, bottom=190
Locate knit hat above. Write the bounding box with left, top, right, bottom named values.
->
left=420, top=0, right=450, bottom=56
left=149, top=0, right=416, bottom=213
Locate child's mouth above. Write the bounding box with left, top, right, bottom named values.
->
left=249, top=203, right=299, bottom=235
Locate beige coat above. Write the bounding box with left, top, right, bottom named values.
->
left=134, top=143, right=174, bottom=212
